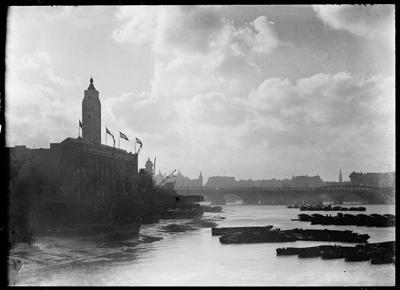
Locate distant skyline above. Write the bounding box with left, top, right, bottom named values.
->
left=173, top=170, right=351, bottom=183
left=6, top=5, right=395, bottom=182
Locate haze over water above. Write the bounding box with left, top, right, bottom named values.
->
left=14, top=204, right=395, bottom=286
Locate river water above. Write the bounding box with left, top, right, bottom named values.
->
left=13, top=204, right=395, bottom=286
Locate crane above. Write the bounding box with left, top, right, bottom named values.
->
left=157, top=169, right=177, bottom=187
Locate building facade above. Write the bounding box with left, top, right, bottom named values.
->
left=349, top=171, right=395, bottom=188
left=201, top=174, right=325, bottom=189
left=9, top=78, right=141, bottom=229
left=174, top=171, right=203, bottom=188
left=204, top=176, right=237, bottom=188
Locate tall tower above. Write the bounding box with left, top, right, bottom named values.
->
left=339, top=169, right=343, bottom=183
left=82, top=77, right=101, bottom=144
left=199, top=171, right=203, bottom=187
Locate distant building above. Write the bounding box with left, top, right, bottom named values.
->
left=145, top=158, right=154, bottom=175
left=236, top=178, right=287, bottom=188
left=202, top=174, right=325, bottom=189
left=349, top=171, right=395, bottom=188
left=176, top=171, right=385, bottom=189
left=289, top=175, right=323, bottom=188
left=174, top=171, right=203, bottom=188
left=204, top=176, right=237, bottom=188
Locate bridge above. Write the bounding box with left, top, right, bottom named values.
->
left=175, top=184, right=395, bottom=205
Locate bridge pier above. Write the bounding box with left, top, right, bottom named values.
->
left=208, top=193, right=226, bottom=205
left=239, top=191, right=259, bottom=205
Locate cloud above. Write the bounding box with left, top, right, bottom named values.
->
left=110, top=5, right=394, bottom=177
left=112, top=6, right=285, bottom=96
left=109, top=70, right=394, bottom=179
left=112, top=6, right=160, bottom=45
left=212, top=16, right=282, bottom=56
left=6, top=51, right=81, bottom=147
left=312, top=5, right=394, bottom=38
left=111, top=6, right=288, bottom=155
left=9, top=6, right=103, bottom=29
left=178, top=92, right=250, bottom=128
left=244, top=72, right=394, bottom=154
left=8, top=51, right=80, bottom=89
left=104, top=92, right=177, bottom=134
left=237, top=72, right=393, bottom=178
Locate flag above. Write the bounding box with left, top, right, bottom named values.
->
left=106, top=127, right=115, bottom=141
left=79, top=120, right=83, bottom=128
left=136, top=137, right=143, bottom=147
left=120, top=132, right=129, bottom=141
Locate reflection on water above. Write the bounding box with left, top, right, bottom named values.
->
left=12, top=204, right=395, bottom=286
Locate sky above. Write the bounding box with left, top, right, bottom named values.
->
left=5, top=5, right=395, bottom=182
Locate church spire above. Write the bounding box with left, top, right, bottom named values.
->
left=199, top=171, right=203, bottom=187
left=339, top=169, right=343, bottom=183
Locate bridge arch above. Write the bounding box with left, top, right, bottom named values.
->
left=198, top=192, right=245, bottom=205
left=319, top=193, right=335, bottom=204
left=302, top=193, right=323, bottom=205
left=180, top=189, right=255, bottom=205
left=341, top=194, right=366, bottom=205
left=223, top=193, right=243, bottom=205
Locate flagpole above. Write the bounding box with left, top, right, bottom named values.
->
left=105, top=127, right=107, bottom=145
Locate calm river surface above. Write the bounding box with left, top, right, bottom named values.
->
left=13, top=204, right=395, bottom=286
